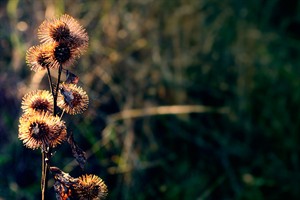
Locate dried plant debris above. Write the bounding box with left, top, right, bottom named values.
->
left=68, top=132, right=86, bottom=170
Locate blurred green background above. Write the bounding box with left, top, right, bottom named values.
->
left=1, top=0, right=300, bottom=199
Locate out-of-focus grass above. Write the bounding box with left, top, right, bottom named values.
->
left=1, top=0, right=300, bottom=199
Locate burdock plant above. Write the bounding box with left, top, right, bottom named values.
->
left=18, top=14, right=107, bottom=199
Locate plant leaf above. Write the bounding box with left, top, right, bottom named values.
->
left=65, top=70, right=79, bottom=84
left=67, top=132, right=87, bottom=170
left=50, top=167, right=79, bottom=200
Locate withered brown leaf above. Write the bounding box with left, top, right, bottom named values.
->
left=65, top=70, right=79, bottom=84
left=67, top=132, right=87, bottom=170
left=50, top=167, right=79, bottom=200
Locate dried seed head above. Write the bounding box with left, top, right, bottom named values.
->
left=50, top=167, right=108, bottom=199
left=18, top=112, right=67, bottom=149
left=38, top=14, right=88, bottom=53
left=53, top=42, right=83, bottom=67
left=54, top=43, right=71, bottom=63
left=50, top=21, right=71, bottom=42
left=58, top=83, right=89, bottom=115
left=75, top=174, right=108, bottom=200
left=21, top=90, right=53, bottom=114
left=26, top=43, right=59, bottom=71
left=27, top=42, right=82, bottom=70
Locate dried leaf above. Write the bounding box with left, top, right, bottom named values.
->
left=53, top=181, right=72, bottom=200
left=68, top=132, right=87, bottom=169
left=65, top=70, right=79, bottom=84
left=50, top=167, right=79, bottom=200
left=60, top=86, right=74, bottom=108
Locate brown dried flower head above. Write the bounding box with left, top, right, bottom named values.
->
left=26, top=43, right=59, bottom=71
left=75, top=174, right=108, bottom=200
left=27, top=42, right=83, bottom=70
left=38, top=14, right=88, bottom=53
left=57, top=83, right=89, bottom=115
left=52, top=41, right=81, bottom=67
left=21, top=90, right=53, bottom=114
left=18, top=112, right=67, bottom=149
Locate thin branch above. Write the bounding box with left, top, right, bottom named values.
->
left=60, top=109, right=65, bottom=120
left=46, top=66, right=55, bottom=112
left=108, top=105, right=231, bottom=123
left=41, top=151, right=46, bottom=200
left=54, top=63, right=63, bottom=115
left=41, top=67, right=54, bottom=200
left=41, top=65, right=63, bottom=200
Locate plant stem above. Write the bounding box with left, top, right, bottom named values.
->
left=41, top=64, right=63, bottom=199
left=41, top=148, right=50, bottom=200
left=54, top=63, right=63, bottom=115
left=41, top=151, right=46, bottom=200
left=41, top=67, right=53, bottom=200
left=46, top=66, right=55, bottom=104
